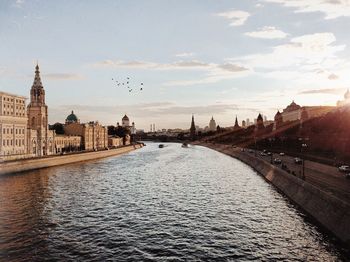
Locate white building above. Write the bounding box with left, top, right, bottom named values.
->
left=0, top=91, right=27, bottom=158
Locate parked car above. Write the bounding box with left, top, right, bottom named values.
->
left=279, top=152, right=285, bottom=156
left=232, top=145, right=237, bottom=148
left=274, top=158, right=282, bottom=164
left=294, top=157, right=302, bottom=164
left=260, top=152, right=267, bottom=156
left=248, top=149, right=254, bottom=153
left=338, top=165, right=350, bottom=172
left=263, top=149, right=268, bottom=153
left=267, top=152, right=272, bottom=156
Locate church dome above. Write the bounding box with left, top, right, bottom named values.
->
left=66, top=110, right=78, bottom=123
left=122, top=114, right=129, bottom=121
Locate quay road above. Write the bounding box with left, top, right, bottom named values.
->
left=215, top=144, right=350, bottom=204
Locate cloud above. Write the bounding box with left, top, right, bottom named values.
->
left=328, top=73, right=339, bottom=80
left=245, top=26, right=288, bottom=39
left=14, top=0, right=24, bottom=8
left=232, top=32, right=345, bottom=70
left=92, top=59, right=250, bottom=86
left=263, top=0, right=350, bottom=19
left=298, top=88, right=344, bottom=95
left=175, top=52, right=195, bottom=58
left=42, top=73, right=84, bottom=80
left=215, top=9, right=250, bottom=26
left=93, top=59, right=210, bottom=70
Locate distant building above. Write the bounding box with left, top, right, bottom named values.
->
left=122, top=114, right=130, bottom=127
left=274, top=110, right=283, bottom=130
left=281, top=100, right=334, bottom=123
left=337, top=89, right=350, bottom=107
left=233, top=116, right=240, bottom=130
left=256, top=113, right=264, bottom=130
left=190, top=115, right=196, bottom=140
left=209, top=116, right=216, bottom=131
left=242, top=120, right=246, bottom=128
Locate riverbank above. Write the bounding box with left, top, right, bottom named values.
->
left=0, top=144, right=144, bottom=176
left=195, top=142, right=350, bottom=248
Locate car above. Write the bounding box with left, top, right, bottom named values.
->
left=267, top=152, right=272, bottom=156
left=279, top=152, right=285, bottom=156
left=248, top=149, right=254, bottom=153
left=274, top=158, right=282, bottom=164
left=338, top=165, right=350, bottom=172
left=260, top=152, right=267, bottom=156
left=263, top=149, right=268, bottom=153
left=232, top=145, right=237, bottom=148
left=345, top=173, right=350, bottom=179
left=294, top=157, right=302, bottom=164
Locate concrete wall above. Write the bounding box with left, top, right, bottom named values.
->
left=0, top=144, right=143, bottom=176
left=203, top=143, right=350, bottom=248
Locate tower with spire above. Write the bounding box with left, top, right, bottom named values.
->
left=190, top=114, right=196, bottom=140
left=27, top=63, right=49, bottom=156
left=233, top=115, right=240, bottom=130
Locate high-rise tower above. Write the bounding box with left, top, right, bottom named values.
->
left=27, top=63, right=49, bottom=156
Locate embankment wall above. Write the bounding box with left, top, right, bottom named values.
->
left=0, top=144, right=143, bottom=176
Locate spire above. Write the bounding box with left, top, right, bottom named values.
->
left=234, top=115, right=240, bottom=130
left=190, top=114, right=196, bottom=140
left=32, top=62, right=43, bottom=89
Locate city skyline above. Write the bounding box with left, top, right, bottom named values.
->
left=1, top=1, right=350, bottom=129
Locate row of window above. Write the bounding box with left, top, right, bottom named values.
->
left=2, top=97, right=25, bottom=103
left=2, top=111, right=26, bottom=116
left=2, top=128, right=25, bottom=135
left=2, top=139, right=25, bottom=147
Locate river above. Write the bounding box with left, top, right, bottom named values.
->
left=0, top=142, right=348, bottom=261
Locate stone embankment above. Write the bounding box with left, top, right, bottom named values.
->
left=198, top=142, right=350, bottom=248
left=0, top=144, right=143, bottom=176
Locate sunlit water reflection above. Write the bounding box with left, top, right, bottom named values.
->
left=0, top=142, right=348, bottom=261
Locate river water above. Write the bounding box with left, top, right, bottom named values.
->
left=0, top=142, right=348, bottom=261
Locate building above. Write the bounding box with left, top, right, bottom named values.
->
left=54, top=134, right=82, bottom=153
left=233, top=116, right=240, bottom=130
left=274, top=110, right=283, bottom=130
left=0, top=91, right=27, bottom=159
left=256, top=113, right=264, bottom=130
left=64, top=112, right=108, bottom=151
left=122, top=114, right=130, bottom=127
left=190, top=115, right=196, bottom=140
left=337, top=89, right=350, bottom=107
left=209, top=116, right=216, bottom=131
left=27, top=64, right=55, bottom=157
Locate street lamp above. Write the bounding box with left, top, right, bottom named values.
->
left=299, top=139, right=308, bottom=180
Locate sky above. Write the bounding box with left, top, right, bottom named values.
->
left=1, top=0, right=350, bottom=130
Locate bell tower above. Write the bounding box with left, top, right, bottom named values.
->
left=27, top=63, right=49, bottom=156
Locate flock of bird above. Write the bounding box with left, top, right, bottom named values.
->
left=112, top=77, right=144, bottom=93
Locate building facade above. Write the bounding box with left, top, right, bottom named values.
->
left=0, top=91, right=27, bottom=159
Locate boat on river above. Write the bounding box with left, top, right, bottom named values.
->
left=159, top=144, right=164, bottom=148
left=182, top=143, right=189, bottom=148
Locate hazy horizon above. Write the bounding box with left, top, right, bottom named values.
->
left=1, top=0, right=350, bottom=130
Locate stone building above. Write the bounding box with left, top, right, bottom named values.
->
left=280, top=100, right=334, bottom=123
left=64, top=111, right=108, bottom=151
left=27, top=64, right=55, bottom=157
left=209, top=116, right=216, bottom=132
left=0, top=91, right=27, bottom=159
left=54, top=135, right=82, bottom=153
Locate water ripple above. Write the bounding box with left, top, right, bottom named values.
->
left=0, top=142, right=348, bottom=261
